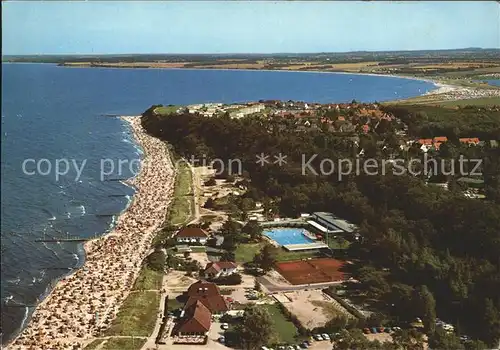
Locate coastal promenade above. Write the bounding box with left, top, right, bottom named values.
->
left=7, top=117, right=175, bottom=350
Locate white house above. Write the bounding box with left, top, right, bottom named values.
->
left=203, top=262, right=238, bottom=279
left=176, top=227, right=210, bottom=245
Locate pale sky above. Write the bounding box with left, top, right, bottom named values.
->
left=2, top=1, right=499, bottom=55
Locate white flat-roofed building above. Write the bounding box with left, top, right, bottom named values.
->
left=311, top=212, right=358, bottom=234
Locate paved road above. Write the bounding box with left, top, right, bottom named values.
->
left=186, top=162, right=201, bottom=225
left=257, top=275, right=344, bottom=293
left=140, top=275, right=167, bottom=350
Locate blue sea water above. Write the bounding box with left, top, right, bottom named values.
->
left=484, top=79, right=500, bottom=87
left=0, top=63, right=436, bottom=343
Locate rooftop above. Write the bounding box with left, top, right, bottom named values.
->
left=185, top=280, right=229, bottom=313
left=312, top=212, right=358, bottom=233
left=176, top=300, right=212, bottom=334
left=176, top=227, right=210, bottom=238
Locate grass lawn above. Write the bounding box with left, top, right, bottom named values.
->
left=235, top=242, right=264, bottom=263
left=154, top=105, right=181, bottom=116
left=327, top=236, right=351, bottom=250
left=84, top=339, right=106, bottom=349
left=189, top=246, right=206, bottom=252
left=101, top=337, right=147, bottom=350
left=235, top=242, right=320, bottom=263
left=168, top=161, right=194, bottom=227
left=105, top=291, right=159, bottom=337
left=167, top=296, right=184, bottom=312
left=275, top=250, right=319, bottom=262
left=261, top=304, right=299, bottom=345
left=389, top=95, right=500, bottom=107
left=437, top=96, right=500, bottom=107
left=132, top=265, right=163, bottom=291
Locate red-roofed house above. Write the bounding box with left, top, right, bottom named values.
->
left=433, top=136, right=448, bottom=143
left=174, top=300, right=212, bottom=336
left=418, top=137, right=448, bottom=152
left=175, top=227, right=210, bottom=245
left=459, top=138, right=480, bottom=145
left=203, top=262, right=238, bottom=279
left=185, top=280, right=229, bottom=314
left=362, top=124, right=370, bottom=133
left=418, top=139, right=433, bottom=146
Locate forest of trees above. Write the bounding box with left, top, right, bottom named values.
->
left=141, top=105, right=500, bottom=346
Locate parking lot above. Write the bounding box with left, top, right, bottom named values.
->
left=276, top=290, right=353, bottom=329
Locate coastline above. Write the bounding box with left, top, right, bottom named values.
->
left=16, top=61, right=497, bottom=102
left=6, top=116, right=175, bottom=350
left=55, top=63, right=446, bottom=93
left=57, top=64, right=500, bottom=101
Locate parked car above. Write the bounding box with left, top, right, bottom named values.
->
left=218, top=336, right=225, bottom=343
left=393, top=326, right=402, bottom=331
left=377, top=327, right=385, bottom=333
left=294, top=345, right=302, bottom=350
left=321, top=334, right=331, bottom=341
left=300, top=342, right=309, bottom=349
left=221, top=323, right=229, bottom=330
left=371, top=327, right=378, bottom=333
left=363, top=328, right=371, bottom=334
left=384, top=327, right=392, bottom=333
left=313, top=334, right=324, bottom=341
left=303, top=340, right=311, bottom=346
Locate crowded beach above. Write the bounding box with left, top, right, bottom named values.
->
left=7, top=117, right=174, bottom=350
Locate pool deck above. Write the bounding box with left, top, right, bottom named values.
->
left=283, top=242, right=329, bottom=251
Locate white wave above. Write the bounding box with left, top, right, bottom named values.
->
left=5, top=278, right=20, bottom=285
left=19, top=306, right=29, bottom=330
left=42, top=242, right=61, bottom=258
left=76, top=205, right=86, bottom=216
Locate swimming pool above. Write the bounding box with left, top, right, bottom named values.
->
left=264, top=228, right=315, bottom=246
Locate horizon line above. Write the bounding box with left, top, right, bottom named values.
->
left=3, top=47, right=500, bottom=57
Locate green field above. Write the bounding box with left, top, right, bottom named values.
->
left=389, top=94, right=500, bottom=107
left=235, top=242, right=320, bottom=263
left=275, top=250, right=320, bottom=261
left=104, top=291, right=159, bottom=337
left=167, top=297, right=184, bottom=312
left=437, top=96, right=500, bottom=107
left=154, top=105, right=181, bottom=116
left=132, top=265, right=163, bottom=291
left=101, top=337, right=147, bottom=350
left=84, top=339, right=106, bottom=349
left=260, top=304, right=299, bottom=345
left=168, top=161, right=194, bottom=226
left=235, top=243, right=264, bottom=263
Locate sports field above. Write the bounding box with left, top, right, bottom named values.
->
left=275, top=258, right=345, bottom=285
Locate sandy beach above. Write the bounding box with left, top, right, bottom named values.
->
left=6, top=117, right=174, bottom=350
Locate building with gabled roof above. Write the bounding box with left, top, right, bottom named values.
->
left=459, top=137, right=480, bottom=145
left=185, top=280, right=229, bottom=314
left=203, top=261, right=238, bottom=279
left=175, top=227, right=210, bottom=245
left=174, top=300, right=212, bottom=336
